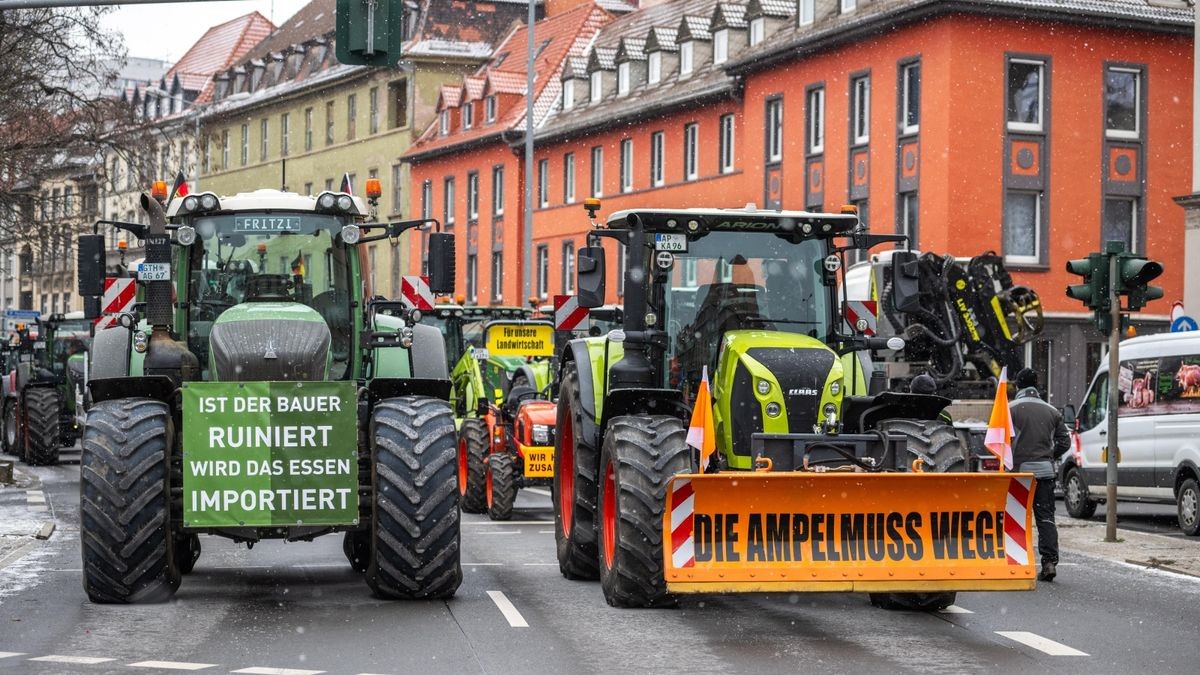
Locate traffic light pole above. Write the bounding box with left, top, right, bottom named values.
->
left=1105, top=252, right=1120, bottom=543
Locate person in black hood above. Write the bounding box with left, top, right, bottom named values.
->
left=1010, top=367, right=1071, bottom=582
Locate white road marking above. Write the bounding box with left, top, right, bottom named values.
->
left=231, top=668, right=325, bottom=675
left=463, top=520, right=548, bottom=525
left=28, top=505, right=47, bottom=513
left=522, top=563, right=558, bottom=566
left=129, top=660, right=217, bottom=670
left=463, top=563, right=502, bottom=566
left=0, top=652, right=25, bottom=659
left=487, top=590, right=529, bottom=628
left=538, top=530, right=556, bottom=534
left=29, top=655, right=117, bottom=664
left=25, top=492, right=45, bottom=504
left=996, top=631, right=1089, bottom=656
left=476, top=531, right=521, bottom=535
left=525, top=488, right=551, bottom=497
left=938, top=605, right=974, bottom=614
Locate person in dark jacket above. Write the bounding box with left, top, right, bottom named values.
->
left=1010, top=367, right=1072, bottom=581
left=909, top=372, right=953, bottom=424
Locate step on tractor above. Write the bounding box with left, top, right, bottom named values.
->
left=553, top=204, right=1039, bottom=610
left=0, top=312, right=92, bottom=465
left=74, top=185, right=461, bottom=603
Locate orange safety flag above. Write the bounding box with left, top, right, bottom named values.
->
left=984, top=367, right=1015, bottom=471
left=686, top=366, right=716, bottom=470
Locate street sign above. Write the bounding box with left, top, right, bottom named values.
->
left=4, top=309, right=39, bottom=320
left=1172, top=316, right=1198, bottom=332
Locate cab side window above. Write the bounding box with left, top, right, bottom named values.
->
left=1078, top=372, right=1109, bottom=431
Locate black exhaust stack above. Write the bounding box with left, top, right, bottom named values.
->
left=139, top=193, right=199, bottom=385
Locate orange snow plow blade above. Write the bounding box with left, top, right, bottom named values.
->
left=662, top=472, right=1037, bottom=594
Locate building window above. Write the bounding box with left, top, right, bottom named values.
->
left=749, top=18, right=765, bottom=46
left=807, top=86, right=825, bottom=154
left=369, top=87, right=379, bottom=134
left=421, top=179, right=432, bottom=219
left=239, top=124, right=248, bottom=165
left=391, top=164, right=403, bottom=214
left=389, top=79, right=408, bottom=129
left=325, top=178, right=334, bottom=191
left=713, top=30, right=728, bottom=65
left=841, top=0, right=857, bottom=12
left=464, top=102, right=474, bottom=129
left=537, top=159, right=549, bottom=208
left=491, top=251, right=504, bottom=302
left=651, top=131, right=664, bottom=186
left=466, top=254, right=478, bottom=303
left=438, top=109, right=449, bottom=136
left=618, top=62, right=631, bottom=96
left=259, top=118, right=269, bottom=161
left=648, top=52, right=661, bottom=85
left=347, top=94, right=357, bottom=140
left=536, top=245, right=549, bottom=299
left=899, top=192, right=918, bottom=246
left=684, top=123, right=699, bottom=180
left=280, top=113, right=290, bottom=157
left=719, top=114, right=735, bottom=174
left=680, top=42, right=694, bottom=76
left=766, top=97, right=783, bottom=162
left=564, top=152, right=576, bottom=203
left=467, top=171, right=479, bottom=220
left=485, top=95, right=497, bottom=123
left=562, top=80, right=575, bottom=110
left=562, top=241, right=576, bottom=294
left=326, top=100, right=336, bottom=144
left=1008, top=59, right=1044, bottom=132
left=901, top=61, right=920, bottom=135
left=799, top=0, right=814, bottom=25
left=1003, top=191, right=1042, bottom=264
left=492, top=165, right=504, bottom=216
left=443, top=177, right=456, bottom=225
left=590, top=71, right=603, bottom=103
left=1103, top=197, right=1139, bottom=252
left=851, top=75, right=870, bottom=145
left=590, top=146, right=603, bottom=197
left=620, top=139, right=633, bottom=193
left=1105, top=66, right=1141, bottom=139
left=221, top=129, right=229, bottom=169
left=304, top=108, right=313, bottom=151
left=303, top=181, right=312, bottom=196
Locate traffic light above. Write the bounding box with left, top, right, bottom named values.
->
left=1065, top=253, right=1109, bottom=311
left=1116, top=253, right=1164, bottom=312
left=336, top=0, right=404, bottom=67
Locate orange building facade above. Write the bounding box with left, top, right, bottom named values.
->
left=406, top=0, right=1193, bottom=404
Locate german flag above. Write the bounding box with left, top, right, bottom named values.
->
left=168, top=171, right=189, bottom=203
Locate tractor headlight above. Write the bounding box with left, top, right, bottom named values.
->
left=830, top=381, right=841, bottom=396
left=175, top=225, right=197, bottom=246
left=337, top=195, right=354, bottom=211
left=318, top=193, right=337, bottom=210
left=340, top=224, right=361, bottom=245
left=756, top=379, right=771, bottom=395
left=399, top=327, right=414, bottom=349
left=765, top=402, right=781, bottom=418
left=823, top=403, right=838, bottom=417
left=532, top=424, right=550, bottom=445
left=182, top=195, right=199, bottom=212
left=199, top=193, right=219, bottom=211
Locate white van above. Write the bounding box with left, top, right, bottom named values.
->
left=1063, top=331, right=1200, bottom=534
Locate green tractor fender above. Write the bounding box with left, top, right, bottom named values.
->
left=450, top=348, right=486, bottom=417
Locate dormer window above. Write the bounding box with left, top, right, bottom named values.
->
left=799, top=0, right=814, bottom=26
left=648, top=52, right=661, bottom=85
left=617, top=62, right=630, bottom=97
left=713, top=30, right=728, bottom=65
left=680, top=42, right=694, bottom=76
left=749, top=18, right=765, bottom=46
left=841, top=0, right=857, bottom=12
left=464, top=102, right=474, bottom=129
left=563, top=80, right=575, bottom=110
left=590, top=71, right=603, bottom=103
left=485, top=95, right=497, bottom=123
left=439, top=110, right=449, bottom=136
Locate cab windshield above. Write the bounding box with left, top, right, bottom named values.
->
left=49, top=318, right=93, bottom=375
left=185, top=211, right=355, bottom=377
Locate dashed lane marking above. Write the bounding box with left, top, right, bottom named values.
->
left=129, top=660, right=217, bottom=670
left=487, top=590, right=530, bottom=628
left=522, top=563, right=558, bottom=566
left=0, top=652, right=25, bottom=659
left=463, top=520, right=549, bottom=525
left=230, top=668, right=325, bottom=675
left=996, top=631, right=1089, bottom=656
left=525, top=488, right=551, bottom=497
left=476, top=531, right=521, bottom=535
left=463, top=563, right=502, bottom=566
left=538, top=530, right=556, bottom=534
left=28, top=655, right=117, bottom=664
left=25, top=491, right=45, bottom=503
left=938, top=605, right=974, bottom=614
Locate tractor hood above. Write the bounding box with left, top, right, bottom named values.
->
left=209, top=302, right=331, bottom=381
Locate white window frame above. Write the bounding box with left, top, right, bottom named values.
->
left=240, top=123, right=249, bottom=165
left=439, top=109, right=449, bottom=136
left=1007, top=58, right=1045, bottom=133
left=852, top=75, right=870, bottom=145
left=680, top=42, right=694, bottom=76
left=808, top=87, right=825, bottom=154
left=464, top=102, right=474, bottom=129
left=618, top=62, right=630, bottom=96
left=841, top=0, right=857, bottom=13
left=590, top=71, right=603, bottom=103
left=766, top=98, right=783, bottom=162
left=260, top=118, right=269, bottom=161
left=563, top=242, right=576, bottom=294
left=467, top=172, right=479, bottom=220
left=719, top=114, right=735, bottom=174
left=537, top=245, right=550, bottom=299
left=651, top=131, right=664, bottom=187
left=799, top=0, right=815, bottom=26
left=280, top=113, right=290, bottom=157
left=684, top=123, right=699, bottom=181
left=713, top=30, right=729, bottom=65
left=491, top=251, right=504, bottom=302
left=485, top=96, right=497, bottom=123
left=901, top=62, right=920, bottom=135
left=564, top=152, right=576, bottom=204
left=900, top=192, right=918, bottom=245
left=1105, top=196, right=1140, bottom=252
left=563, top=79, right=575, bottom=110
left=537, top=159, right=549, bottom=208
left=1003, top=190, right=1042, bottom=266
left=444, top=177, right=456, bottom=225
left=466, top=253, right=478, bottom=303
left=749, top=18, right=765, bottom=46
left=620, top=139, right=633, bottom=193
left=590, top=146, right=603, bottom=198
left=492, top=165, right=504, bottom=216
left=648, top=52, right=661, bottom=85
left=421, top=180, right=432, bottom=219
left=1105, top=66, right=1141, bottom=140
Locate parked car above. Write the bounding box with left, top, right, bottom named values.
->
left=1062, top=331, right=1200, bottom=535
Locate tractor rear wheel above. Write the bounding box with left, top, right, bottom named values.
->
left=487, top=453, right=517, bottom=521
left=1, top=399, right=16, bottom=456
left=80, top=398, right=180, bottom=603
left=367, top=395, right=462, bottom=600
left=553, top=362, right=600, bottom=580
left=869, top=418, right=966, bottom=612
left=598, top=415, right=693, bottom=608
left=458, top=418, right=488, bottom=514
left=24, top=388, right=61, bottom=466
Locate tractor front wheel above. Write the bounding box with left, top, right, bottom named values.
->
left=367, top=395, right=462, bottom=600
left=487, top=453, right=517, bottom=521
left=598, top=415, right=693, bottom=608
left=80, top=398, right=180, bottom=603
left=23, top=388, right=61, bottom=466
left=553, top=362, right=600, bottom=580
left=458, top=418, right=488, bottom=514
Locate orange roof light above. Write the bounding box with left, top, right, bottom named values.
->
left=365, top=178, right=382, bottom=199
left=455, top=294, right=466, bottom=304
left=151, top=180, right=168, bottom=200
left=840, top=204, right=859, bottom=215
left=257, top=243, right=267, bottom=253
left=117, top=240, right=128, bottom=250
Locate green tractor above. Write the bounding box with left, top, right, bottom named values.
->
left=75, top=187, right=461, bottom=603
left=553, top=205, right=1037, bottom=610
left=0, top=312, right=92, bottom=465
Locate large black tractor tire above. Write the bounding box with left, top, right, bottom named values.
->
left=1064, top=465, right=1097, bottom=519
left=80, top=398, right=180, bottom=603
left=487, top=453, right=517, bottom=521
left=175, top=534, right=201, bottom=575
left=553, top=362, right=601, bottom=580
left=598, top=415, right=694, bottom=608
left=343, top=530, right=370, bottom=573
left=1, top=399, right=16, bottom=456
left=23, top=388, right=61, bottom=466
left=367, top=395, right=462, bottom=600
left=868, top=418, right=967, bottom=612
left=458, top=418, right=488, bottom=514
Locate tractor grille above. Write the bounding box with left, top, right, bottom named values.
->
left=748, top=347, right=834, bottom=436
left=730, top=362, right=763, bottom=459
left=210, top=320, right=330, bottom=382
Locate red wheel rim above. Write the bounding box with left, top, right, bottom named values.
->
left=457, top=437, right=468, bottom=495
left=486, top=460, right=494, bottom=508
left=602, top=459, right=616, bottom=570
left=559, top=408, right=575, bottom=534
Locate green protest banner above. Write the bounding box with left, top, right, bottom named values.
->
left=182, top=381, right=359, bottom=528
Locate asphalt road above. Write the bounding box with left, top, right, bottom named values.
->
left=3, top=459, right=1200, bottom=675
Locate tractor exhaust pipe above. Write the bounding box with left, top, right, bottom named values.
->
left=139, top=192, right=199, bottom=385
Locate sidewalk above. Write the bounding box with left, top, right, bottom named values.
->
left=0, top=467, right=51, bottom=570
left=1058, top=517, right=1200, bottom=578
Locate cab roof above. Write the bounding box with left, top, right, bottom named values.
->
left=604, top=207, right=859, bottom=235
left=165, top=188, right=368, bottom=218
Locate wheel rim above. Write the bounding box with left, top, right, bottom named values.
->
left=601, top=459, right=616, bottom=570
left=559, top=405, right=575, bottom=534
left=457, top=437, right=468, bottom=495
left=1181, top=486, right=1198, bottom=528
left=1066, top=473, right=1085, bottom=511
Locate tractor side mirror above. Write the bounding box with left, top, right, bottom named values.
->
left=427, top=232, right=456, bottom=295
left=77, top=234, right=106, bottom=297
left=84, top=295, right=102, bottom=322
left=577, top=246, right=606, bottom=309
left=890, top=250, right=922, bottom=314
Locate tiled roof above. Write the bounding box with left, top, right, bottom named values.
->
left=597, top=0, right=638, bottom=12
left=714, top=3, right=748, bottom=29
left=165, top=11, right=275, bottom=102
left=616, top=37, right=647, bottom=62
left=439, top=85, right=463, bottom=108
left=487, top=70, right=528, bottom=95
left=680, top=15, right=714, bottom=41
left=563, top=55, right=589, bottom=79
left=463, top=75, right=487, bottom=102
left=406, top=0, right=543, bottom=58
left=594, top=0, right=719, bottom=50
left=646, top=26, right=679, bottom=52
left=590, top=46, right=618, bottom=70
left=240, top=0, right=333, bottom=63
left=746, top=0, right=795, bottom=18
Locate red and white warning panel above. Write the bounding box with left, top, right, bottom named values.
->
left=95, top=277, right=136, bottom=330
left=844, top=300, right=878, bottom=336
left=400, top=275, right=434, bottom=311
left=554, top=294, right=589, bottom=332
